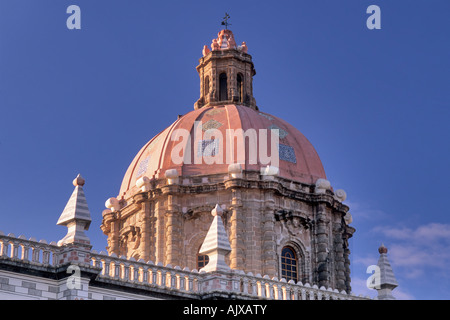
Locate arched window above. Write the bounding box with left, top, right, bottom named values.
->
left=219, top=72, right=228, bottom=101
left=197, top=244, right=209, bottom=269
left=281, top=246, right=298, bottom=282
left=204, top=76, right=210, bottom=95
left=236, top=73, right=243, bottom=103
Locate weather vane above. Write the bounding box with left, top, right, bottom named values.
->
left=221, top=12, right=231, bottom=29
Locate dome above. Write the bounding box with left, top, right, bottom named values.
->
left=118, top=104, right=326, bottom=199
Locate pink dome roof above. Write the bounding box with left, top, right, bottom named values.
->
left=118, top=105, right=326, bottom=199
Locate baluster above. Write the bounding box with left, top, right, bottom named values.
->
left=267, top=283, right=274, bottom=299
left=31, top=247, right=39, bottom=263
left=187, top=274, right=194, bottom=292
left=317, top=291, right=323, bottom=300
left=102, top=259, right=110, bottom=277
left=21, top=244, right=30, bottom=261
left=123, top=263, right=130, bottom=281
left=141, top=266, right=148, bottom=284
left=193, top=277, right=199, bottom=292
left=169, top=271, right=176, bottom=288
left=0, top=240, right=7, bottom=256
left=151, top=268, right=158, bottom=285
left=132, top=265, right=139, bottom=282
left=256, top=280, right=263, bottom=297
left=42, top=250, right=50, bottom=265
left=112, top=261, right=120, bottom=279
left=159, top=270, right=165, bottom=287
left=292, top=287, right=299, bottom=300
left=185, top=274, right=192, bottom=291
left=301, top=289, right=306, bottom=300
left=10, top=241, right=18, bottom=259
left=242, top=277, right=249, bottom=294
left=250, top=278, right=257, bottom=297
left=176, top=273, right=182, bottom=291
left=97, top=258, right=102, bottom=269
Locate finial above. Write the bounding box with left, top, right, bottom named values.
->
left=221, top=12, right=231, bottom=30
left=211, top=204, right=223, bottom=217
left=73, top=174, right=85, bottom=187
left=378, top=243, right=388, bottom=254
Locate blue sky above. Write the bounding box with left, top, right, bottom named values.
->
left=1, top=0, right=449, bottom=300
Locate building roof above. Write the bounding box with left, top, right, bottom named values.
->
left=118, top=104, right=327, bottom=199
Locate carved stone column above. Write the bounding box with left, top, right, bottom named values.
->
left=315, top=204, right=329, bottom=288
left=154, top=200, right=165, bottom=264
left=262, top=192, right=277, bottom=277
left=138, top=200, right=152, bottom=262
left=343, top=225, right=355, bottom=293
left=333, top=219, right=346, bottom=291
left=109, top=220, right=120, bottom=255
left=229, top=188, right=244, bottom=270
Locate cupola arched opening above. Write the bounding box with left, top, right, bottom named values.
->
left=219, top=72, right=228, bottom=101
left=237, top=73, right=243, bottom=103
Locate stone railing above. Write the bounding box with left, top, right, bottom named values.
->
left=90, top=250, right=203, bottom=298
left=89, top=250, right=369, bottom=300
left=0, top=232, right=59, bottom=266
left=1, top=232, right=370, bottom=300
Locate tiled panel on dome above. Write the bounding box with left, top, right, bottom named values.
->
left=136, top=156, right=150, bottom=177
left=206, top=108, right=225, bottom=116
left=279, top=144, right=297, bottom=163
left=258, top=112, right=273, bottom=121
left=268, top=124, right=288, bottom=140
left=202, top=119, right=223, bottom=131
left=198, top=139, right=219, bottom=157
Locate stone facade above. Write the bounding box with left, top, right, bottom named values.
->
left=101, top=170, right=355, bottom=293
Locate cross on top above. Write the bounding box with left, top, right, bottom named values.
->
left=221, top=12, right=231, bottom=29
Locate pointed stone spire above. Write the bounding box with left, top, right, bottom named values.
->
left=376, top=244, right=398, bottom=300
left=199, top=204, right=232, bottom=272
left=57, top=174, right=92, bottom=246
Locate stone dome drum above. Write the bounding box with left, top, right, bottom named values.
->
left=118, top=104, right=326, bottom=200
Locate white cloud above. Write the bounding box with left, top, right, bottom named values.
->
left=351, top=222, right=450, bottom=299
left=372, top=223, right=450, bottom=279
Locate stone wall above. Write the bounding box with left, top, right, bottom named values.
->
left=102, top=172, right=354, bottom=292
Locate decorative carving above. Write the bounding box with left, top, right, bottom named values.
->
left=275, top=209, right=311, bottom=237
left=211, top=39, right=219, bottom=51
left=240, top=41, right=248, bottom=53
left=182, top=205, right=229, bottom=221
left=334, top=189, right=347, bottom=203
left=119, top=225, right=141, bottom=258
left=315, top=178, right=331, bottom=194
left=202, top=45, right=210, bottom=56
